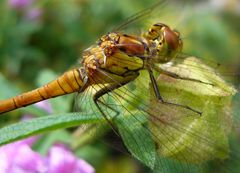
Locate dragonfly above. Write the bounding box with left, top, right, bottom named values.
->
left=0, top=0, right=238, bottom=172
left=0, top=22, right=188, bottom=114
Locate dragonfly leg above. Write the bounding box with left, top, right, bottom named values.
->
left=93, top=96, right=119, bottom=135
left=95, top=99, right=120, bottom=117
left=148, top=68, right=202, bottom=115
left=93, top=74, right=138, bottom=133
left=93, top=83, right=124, bottom=120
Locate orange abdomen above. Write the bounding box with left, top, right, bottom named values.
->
left=0, top=69, right=84, bottom=114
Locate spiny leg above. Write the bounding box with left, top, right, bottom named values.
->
left=148, top=68, right=202, bottom=115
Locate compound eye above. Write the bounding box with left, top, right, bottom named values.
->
left=153, top=23, right=166, bottom=28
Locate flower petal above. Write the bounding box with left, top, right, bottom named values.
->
left=14, top=145, right=46, bottom=172
left=8, top=0, right=33, bottom=9
left=46, top=144, right=95, bottom=173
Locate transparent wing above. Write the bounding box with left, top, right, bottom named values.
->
left=112, top=0, right=185, bottom=37
left=73, top=53, right=239, bottom=172
left=72, top=1, right=239, bottom=171
left=112, top=0, right=168, bottom=32
left=158, top=55, right=240, bottom=93
left=149, top=56, right=239, bottom=172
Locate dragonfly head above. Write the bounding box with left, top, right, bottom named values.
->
left=144, top=23, right=183, bottom=63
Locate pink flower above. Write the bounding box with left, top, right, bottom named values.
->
left=0, top=137, right=46, bottom=173
left=0, top=139, right=95, bottom=173
left=46, top=144, right=95, bottom=173
left=8, top=0, right=42, bottom=21
left=0, top=101, right=95, bottom=173
left=8, top=0, right=33, bottom=9
left=35, top=100, right=53, bottom=113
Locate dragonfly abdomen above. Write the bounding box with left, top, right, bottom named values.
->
left=0, top=69, right=84, bottom=114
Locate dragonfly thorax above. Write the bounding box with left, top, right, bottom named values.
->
left=144, top=23, right=183, bottom=63
left=82, top=23, right=183, bottom=82
left=82, top=32, right=146, bottom=83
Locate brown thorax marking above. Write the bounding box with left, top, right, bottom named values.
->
left=99, top=33, right=120, bottom=57
left=81, top=33, right=120, bottom=76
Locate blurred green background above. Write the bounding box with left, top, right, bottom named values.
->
left=0, top=0, right=239, bottom=172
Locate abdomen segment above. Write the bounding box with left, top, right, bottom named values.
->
left=0, top=69, right=84, bottom=114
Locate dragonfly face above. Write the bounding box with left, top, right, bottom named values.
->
left=144, top=23, right=183, bottom=63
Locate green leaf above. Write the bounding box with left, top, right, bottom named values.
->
left=34, top=130, right=72, bottom=155
left=160, top=57, right=236, bottom=96
left=151, top=56, right=237, bottom=163
left=71, top=124, right=110, bottom=149
left=0, top=112, right=103, bottom=146
left=153, top=155, right=203, bottom=173
left=116, top=115, right=156, bottom=169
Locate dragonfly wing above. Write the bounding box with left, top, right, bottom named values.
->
left=73, top=55, right=238, bottom=172
left=157, top=56, right=238, bottom=94
left=112, top=0, right=168, bottom=32
left=149, top=56, right=238, bottom=171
